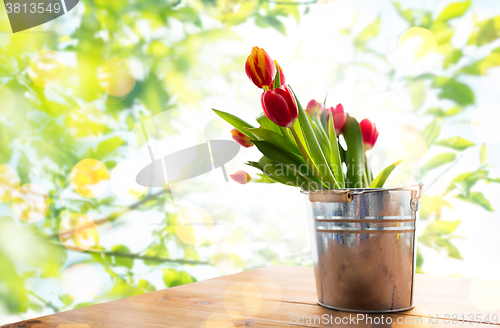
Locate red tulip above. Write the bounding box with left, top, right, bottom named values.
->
left=306, top=99, right=324, bottom=116
left=230, top=170, right=251, bottom=184
left=261, top=84, right=298, bottom=128
left=245, top=47, right=276, bottom=90
left=326, top=103, right=346, bottom=135
left=231, top=129, right=253, bottom=148
left=359, top=118, right=379, bottom=151
left=274, top=60, right=285, bottom=87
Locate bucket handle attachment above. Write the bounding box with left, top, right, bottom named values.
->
left=410, top=182, right=424, bottom=212
left=308, top=190, right=353, bottom=203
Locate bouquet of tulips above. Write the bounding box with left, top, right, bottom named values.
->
left=214, top=47, right=402, bottom=190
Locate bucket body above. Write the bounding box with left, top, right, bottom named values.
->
left=303, top=185, right=423, bottom=313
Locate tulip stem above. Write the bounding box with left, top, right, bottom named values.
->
left=290, top=127, right=325, bottom=185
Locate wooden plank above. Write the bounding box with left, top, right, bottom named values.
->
left=155, top=266, right=500, bottom=323
left=2, top=266, right=499, bottom=328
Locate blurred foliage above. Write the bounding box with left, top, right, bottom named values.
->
left=341, top=0, right=500, bottom=273
left=0, top=0, right=300, bottom=320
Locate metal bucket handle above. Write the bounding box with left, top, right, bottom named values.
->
left=307, top=183, right=424, bottom=212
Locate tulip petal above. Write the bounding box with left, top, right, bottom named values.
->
left=231, top=129, right=254, bottom=147
left=261, top=85, right=298, bottom=128
left=230, top=170, right=252, bottom=184
left=245, top=47, right=276, bottom=89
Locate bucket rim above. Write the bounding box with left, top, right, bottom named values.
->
left=300, top=182, right=424, bottom=195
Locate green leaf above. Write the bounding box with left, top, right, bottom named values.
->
left=408, top=81, right=425, bottom=111
left=416, top=250, right=424, bottom=273
left=421, top=220, right=462, bottom=238
left=420, top=12, right=432, bottom=28
left=74, top=302, right=94, bottom=309
left=435, top=137, right=474, bottom=150
left=136, top=279, right=157, bottom=293
left=138, top=74, right=170, bottom=115
left=256, top=113, right=282, bottom=135
left=425, top=106, right=463, bottom=117
left=429, top=21, right=454, bottom=46
left=436, top=0, right=471, bottom=22
left=253, top=173, right=277, bottom=184
left=293, top=90, right=338, bottom=189
left=457, top=192, right=494, bottom=211
left=90, top=136, right=125, bottom=160
left=467, top=15, right=500, bottom=46
left=420, top=220, right=465, bottom=259
left=443, top=106, right=464, bottom=116
left=273, top=62, right=281, bottom=89
left=111, top=245, right=134, bottom=270
left=163, top=269, right=195, bottom=288
left=421, top=120, right=441, bottom=147
left=253, top=141, right=323, bottom=186
left=59, top=294, right=74, bottom=307
left=0, top=248, right=28, bottom=313
left=255, top=14, right=287, bottom=36
left=246, top=128, right=300, bottom=156
left=343, top=115, right=365, bottom=188
left=447, top=169, right=488, bottom=192
left=420, top=194, right=453, bottom=220
left=169, top=7, right=203, bottom=28
left=370, top=159, right=403, bottom=188
left=253, top=140, right=306, bottom=167
left=328, top=115, right=345, bottom=188
left=310, top=116, right=331, bottom=163
left=257, top=157, right=307, bottom=188
left=291, top=118, right=309, bottom=157
left=212, top=109, right=256, bottom=138
left=143, top=244, right=169, bottom=267
left=392, top=2, right=414, bottom=25
left=480, top=144, right=487, bottom=164
left=432, top=77, right=474, bottom=106
left=354, top=17, right=380, bottom=48
left=443, top=48, right=463, bottom=68
left=435, top=238, right=463, bottom=259
left=459, top=60, right=482, bottom=75
left=423, top=153, right=456, bottom=171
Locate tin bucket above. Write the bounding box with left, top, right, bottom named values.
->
left=303, top=184, right=423, bottom=313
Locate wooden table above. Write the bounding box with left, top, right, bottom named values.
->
left=4, top=266, right=500, bottom=327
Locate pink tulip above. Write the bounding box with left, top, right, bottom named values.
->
left=231, top=129, right=253, bottom=148
left=260, top=84, right=298, bottom=128
left=306, top=99, right=324, bottom=116
left=359, top=118, right=379, bottom=151
left=326, top=103, right=346, bottom=135
left=230, top=170, right=251, bottom=184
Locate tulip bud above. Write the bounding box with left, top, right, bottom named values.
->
left=230, top=170, right=251, bottom=184
left=245, top=47, right=276, bottom=90
left=274, top=60, right=285, bottom=87
left=359, top=118, right=379, bottom=151
left=260, top=84, right=298, bottom=128
left=231, top=129, right=254, bottom=148
left=326, top=103, right=346, bottom=135
left=306, top=99, right=324, bottom=116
